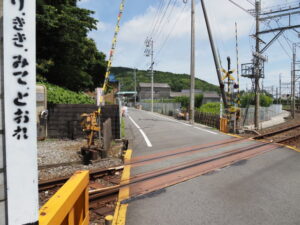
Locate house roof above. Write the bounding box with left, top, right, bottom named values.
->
left=139, top=82, right=170, bottom=88
left=181, top=89, right=203, bottom=94
left=170, top=92, right=190, bottom=97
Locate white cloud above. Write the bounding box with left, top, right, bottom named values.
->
left=87, top=0, right=298, bottom=90
left=96, top=21, right=107, bottom=31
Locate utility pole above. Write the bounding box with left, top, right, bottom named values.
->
left=134, top=68, right=137, bottom=106
left=292, top=47, right=296, bottom=118
left=254, top=0, right=261, bottom=130
left=145, top=38, right=154, bottom=112
left=279, top=74, right=282, bottom=104
left=235, top=22, right=240, bottom=107
left=201, top=0, right=228, bottom=108
left=299, top=82, right=300, bottom=100
left=190, top=0, right=195, bottom=124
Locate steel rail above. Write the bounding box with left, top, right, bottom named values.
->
left=90, top=142, right=279, bottom=200
left=39, top=166, right=123, bottom=191
left=276, top=133, right=300, bottom=143
left=41, top=141, right=279, bottom=207
left=126, top=143, right=280, bottom=202
left=253, top=123, right=300, bottom=139
left=127, top=137, right=247, bottom=166
left=120, top=142, right=269, bottom=186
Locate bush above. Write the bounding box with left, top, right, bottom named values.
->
left=38, top=82, right=95, bottom=104
left=240, top=93, right=273, bottom=107
left=174, top=94, right=203, bottom=108
left=197, top=102, right=221, bottom=114
left=174, top=96, right=189, bottom=108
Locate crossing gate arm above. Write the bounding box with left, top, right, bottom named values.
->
left=39, top=171, right=90, bottom=225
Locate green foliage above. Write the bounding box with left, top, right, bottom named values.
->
left=195, top=94, right=203, bottom=108
left=111, top=67, right=220, bottom=93
left=240, top=93, right=273, bottom=107
left=260, top=94, right=273, bottom=107
left=121, top=118, right=125, bottom=138
left=37, top=0, right=106, bottom=91
left=174, top=96, right=189, bottom=108
left=197, top=102, right=221, bottom=114
left=39, top=82, right=95, bottom=104
left=174, top=94, right=203, bottom=108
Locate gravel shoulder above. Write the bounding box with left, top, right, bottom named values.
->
left=38, top=139, right=122, bottom=180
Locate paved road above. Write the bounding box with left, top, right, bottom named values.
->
left=124, top=109, right=300, bottom=225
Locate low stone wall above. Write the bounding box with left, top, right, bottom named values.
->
left=47, top=104, right=120, bottom=139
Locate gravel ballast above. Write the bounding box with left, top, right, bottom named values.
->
left=38, top=139, right=122, bottom=180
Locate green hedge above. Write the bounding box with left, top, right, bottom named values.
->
left=174, top=94, right=203, bottom=109
left=240, top=93, right=273, bottom=107
left=38, top=82, right=95, bottom=104
left=197, top=102, right=220, bottom=114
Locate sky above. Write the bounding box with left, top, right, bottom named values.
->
left=78, top=0, right=300, bottom=93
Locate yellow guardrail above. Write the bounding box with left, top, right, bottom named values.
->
left=220, top=118, right=229, bottom=133
left=39, top=170, right=90, bottom=225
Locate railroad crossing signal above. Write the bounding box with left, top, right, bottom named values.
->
left=221, top=68, right=235, bottom=81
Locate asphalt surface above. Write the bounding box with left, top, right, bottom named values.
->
left=124, top=109, right=300, bottom=225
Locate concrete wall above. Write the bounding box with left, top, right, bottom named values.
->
left=139, top=102, right=181, bottom=116
left=0, top=1, right=7, bottom=224
left=241, top=104, right=283, bottom=126
left=47, top=104, right=120, bottom=139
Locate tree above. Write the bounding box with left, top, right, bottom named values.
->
left=37, top=0, right=106, bottom=91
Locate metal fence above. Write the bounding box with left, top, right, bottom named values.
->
left=195, top=111, right=220, bottom=129
left=241, top=104, right=283, bottom=126
left=139, top=102, right=181, bottom=116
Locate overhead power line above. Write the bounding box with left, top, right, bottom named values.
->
left=150, top=0, right=173, bottom=38
left=148, top=0, right=165, bottom=38
left=154, top=2, right=188, bottom=60
left=153, top=0, right=179, bottom=41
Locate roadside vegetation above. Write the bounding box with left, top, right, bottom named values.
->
left=39, top=82, right=95, bottom=104
left=173, top=95, right=204, bottom=109
left=197, top=102, right=220, bottom=114
left=121, top=118, right=126, bottom=138
left=37, top=0, right=107, bottom=91
left=240, top=93, right=273, bottom=107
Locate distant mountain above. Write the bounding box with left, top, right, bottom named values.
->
left=111, top=67, right=220, bottom=93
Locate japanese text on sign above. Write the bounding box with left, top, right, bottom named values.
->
left=10, top=0, right=30, bottom=140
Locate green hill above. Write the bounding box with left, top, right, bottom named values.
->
left=111, top=67, right=220, bottom=93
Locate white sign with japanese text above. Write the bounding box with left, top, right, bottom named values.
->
left=3, top=0, right=38, bottom=224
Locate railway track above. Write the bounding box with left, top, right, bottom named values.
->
left=253, top=123, right=300, bottom=145
left=39, top=165, right=123, bottom=191
left=39, top=137, right=280, bottom=223
left=66, top=139, right=279, bottom=204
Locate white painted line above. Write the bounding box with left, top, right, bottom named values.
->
left=148, top=112, right=192, bottom=127
left=128, top=115, right=153, bottom=147
left=194, top=126, right=218, bottom=135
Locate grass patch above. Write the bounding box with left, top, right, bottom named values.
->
left=121, top=118, right=125, bottom=138
left=38, top=82, right=95, bottom=104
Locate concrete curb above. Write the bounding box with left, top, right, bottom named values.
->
left=112, top=149, right=132, bottom=225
